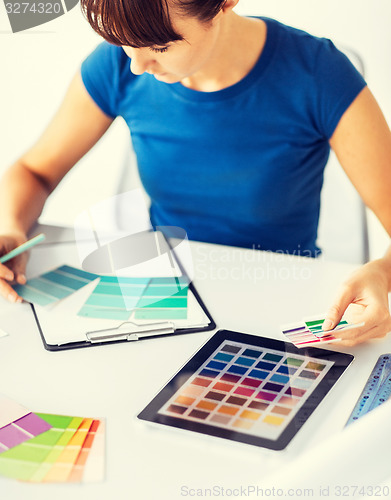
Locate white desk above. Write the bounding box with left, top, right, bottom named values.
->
left=1, top=225, right=390, bottom=500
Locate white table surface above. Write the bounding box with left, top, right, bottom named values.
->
left=1, top=225, right=390, bottom=500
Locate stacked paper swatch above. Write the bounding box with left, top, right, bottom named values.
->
left=0, top=395, right=104, bottom=483
left=281, top=316, right=362, bottom=348
left=13, top=264, right=188, bottom=321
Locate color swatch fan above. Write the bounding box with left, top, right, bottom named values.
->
left=281, top=316, right=363, bottom=348
left=0, top=396, right=105, bottom=483
left=0, top=395, right=51, bottom=454
left=13, top=265, right=98, bottom=307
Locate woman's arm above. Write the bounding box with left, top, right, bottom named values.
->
left=0, top=71, right=114, bottom=301
left=324, top=86, right=391, bottom=345
left=329, top=86, right=391, bottom=234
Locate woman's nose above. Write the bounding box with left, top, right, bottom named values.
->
left=129, top=48, right=154, bottom=75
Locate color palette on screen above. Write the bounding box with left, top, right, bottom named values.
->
left=158, top=340, right=333, bottom=442
left=13, top=265, right=98, bottom=307
left=138, top=330, right=354, bottom=450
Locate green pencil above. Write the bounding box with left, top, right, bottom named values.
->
left=0, top=233, right=46, bottom=264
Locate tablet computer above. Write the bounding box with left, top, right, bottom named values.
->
left=138, top=329, right=354, bottom=450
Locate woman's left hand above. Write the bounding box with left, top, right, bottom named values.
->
left=322, top=258, right=391, bottom=346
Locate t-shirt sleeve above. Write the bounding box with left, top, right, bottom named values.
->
left=314, top=39, right=367, bottom=138
left=80, top=42, right=122, bottom=119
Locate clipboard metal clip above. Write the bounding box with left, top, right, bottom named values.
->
left=86, top=321, right=175, bottom=343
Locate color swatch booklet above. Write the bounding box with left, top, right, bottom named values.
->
left=0, top=394, right=105, bottom=483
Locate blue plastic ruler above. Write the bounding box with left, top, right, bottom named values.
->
left=346, top=354, right=391, bottom=426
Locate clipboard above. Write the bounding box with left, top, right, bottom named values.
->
left=29, top=280, right=215, bottom=351
left=27, top=229, right=216, bottom=351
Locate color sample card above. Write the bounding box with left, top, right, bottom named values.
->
left=40, top=417, right=93, bottom=483
left=78, top=276, right=188, bottom=321
left=0, top=413, right=82, bottom=481
left=281, top=316, right=362, bottom=348
left=138, top=330, right=354, bottom=450
left=13, top=265, right=98, bottom=306
left=68, top=419, right=104, bottom=483
left=77, top=276, right=149, bottom=320
left=134, top=277, right=188, bottom=320
left=0, top=413, right=52, bottom=454
left=0, top=413, right=104, bottom=483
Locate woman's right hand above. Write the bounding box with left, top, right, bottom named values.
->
left=0, top=232, right=28, bottom=303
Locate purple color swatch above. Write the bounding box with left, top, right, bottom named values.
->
left=0, top=424, right=28, bottom=448
left=15, top=412, right=51, bottom=435
left=0, top=412, right=52, bottom=453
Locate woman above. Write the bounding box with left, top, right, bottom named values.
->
left=0, top=0, right=390, bottom=345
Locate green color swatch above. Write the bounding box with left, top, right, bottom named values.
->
left=78, top=276, right=149, bottom=320
left=305, top=319, right=348, bottom=333
left=134, top=278, right=188, bottom=320
left=78, top=276, right=189, bottom=321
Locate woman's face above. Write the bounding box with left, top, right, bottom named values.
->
left=122, top=10, right=222, bottom=85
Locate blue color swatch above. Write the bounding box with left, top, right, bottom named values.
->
left=13, top=265, right=98, bottom=306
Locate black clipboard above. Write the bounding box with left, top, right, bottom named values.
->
left=28, top=229, right=216, bottom=351
left=30, top=280, right=215, bottom=351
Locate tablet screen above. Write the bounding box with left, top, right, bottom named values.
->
left=138, top=330, right=354, bottom=450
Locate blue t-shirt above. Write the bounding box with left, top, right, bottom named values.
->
left=81, top=17, right=366, bottom=257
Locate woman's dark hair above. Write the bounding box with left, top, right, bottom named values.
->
left=80, top=0, right=227, bottom=48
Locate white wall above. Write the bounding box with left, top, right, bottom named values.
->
left=0, top=5, right=130, bottom=228
left=1, top=0, right=390, bottom=259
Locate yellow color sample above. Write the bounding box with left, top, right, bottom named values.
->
left=68, top=430, right=88, bottom=447
left=263, top=415, right=285, bottom=426
left=78, top=418, right=93, bottom=430
left=58, top=447, right=80, bottom=464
